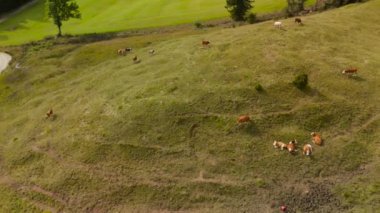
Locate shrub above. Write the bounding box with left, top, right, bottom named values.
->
left=194, top=22, right=203, bottom=29
left=247, top=13, right=257, bottom=24
left=293, top=74, right=308, bottom=90
left=255, top=83, right=264, bottom=92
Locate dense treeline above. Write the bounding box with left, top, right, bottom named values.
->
left=0, top=0, right=34, bottom=15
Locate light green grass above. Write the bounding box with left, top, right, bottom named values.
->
left=0, top=0, right=315, bottom=46
left=0, top=1, right=379, bottom=212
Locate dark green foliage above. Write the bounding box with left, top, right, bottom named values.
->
left=293, top=73, right=308, bottom=90
left=287, top=0, right=306, bottom=15
left=247, top=13, right=257, bottom=24
left=255, top=83, right=263, bottom=92
left=46, top=0, right=81, bottom=36
left=0, top=0, right=33, bottom=15
left=194, top=21, right=203, bottom=29
left=225, top=0, right=254, bottom=21
left=324, top=0, right=364, bottom=8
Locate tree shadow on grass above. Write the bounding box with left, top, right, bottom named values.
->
left=227, top=121, right=261, bottom=136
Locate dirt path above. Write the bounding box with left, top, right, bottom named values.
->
left=0, top=52, right=12, bottom=73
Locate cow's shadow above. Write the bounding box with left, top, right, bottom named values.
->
left=348, top=75, right=365, bottom=81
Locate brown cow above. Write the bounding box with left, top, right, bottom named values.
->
left=46, top=109, right=53, bottom=119
left=342, top=68, right=358, bottom=76
left=311, top=132, right=323, bottom=146
left=303, top=144, right=313, bottom=156
left=202, top=40, right=210, bottom=47
left=295, top=18, right=303, bottom=25
left=237, top=115, right=251, bottom=124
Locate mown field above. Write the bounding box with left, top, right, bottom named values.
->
left=0, top=1, right=379, bottom=212
left=0, top=0, right=315, bottom=46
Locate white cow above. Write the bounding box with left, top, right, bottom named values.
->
left=274, top=21, right=283, bottom=29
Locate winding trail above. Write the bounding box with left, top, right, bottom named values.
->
left=0, top=52, right=12, bottom=73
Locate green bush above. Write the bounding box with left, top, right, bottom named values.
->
left=194, top=22, right=203, bottom=29
left=247, top=13, right=257, bottom=24
left=293, top=73, right=308, bottom=90
left=255, top=83, right=264, bottom=92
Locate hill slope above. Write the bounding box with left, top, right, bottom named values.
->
left=0, top=1, right=380, bottom=212
left=0, top=0, right=315, bottom=46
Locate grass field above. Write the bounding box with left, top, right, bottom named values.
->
left=0, top=0, right=380, bottom=212
left=0, top=0, right=315, bottom=46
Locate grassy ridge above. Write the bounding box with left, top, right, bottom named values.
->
left=0, top=0, right=315, bottom=46
left=0, top=1, right=379, bottom=212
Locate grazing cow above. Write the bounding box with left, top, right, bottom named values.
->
left=133, top=56, right=141, bottom=64
left=311, top=132, right=323, bottom=146
left=273, top=140, right=288, bottom=150
left=149, top=49, right=155, bottom=55
left=117, top=48, right=132, bottom=56
left=117, top=49, right=126, bottom=56
left=280, top=205, right=287, bottom=212
left=295, top=18, right=302, bottom=25
left=237, top=115, right=251, bottom=124
left=274, top=21, right=283, bottom=29
left=287, top=140, right=297, bottom=153
left=202, top=40, right=210, bottom=47
left=303, top=144, right=313, bottom=156
left=46, top=109, right=53, bottom=119
left=342, top=68, right=358, bottom=76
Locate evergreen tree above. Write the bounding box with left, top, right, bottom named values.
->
left=225, top=0, right=254, bottom=21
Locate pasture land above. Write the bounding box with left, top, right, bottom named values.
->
left=0, top=1, right=379, bottom=212
left=0, top=0, right=315, bottom=46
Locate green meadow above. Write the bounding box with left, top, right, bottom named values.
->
left=1, top=0, right=314, bottom=46
left=0, top=0, right=379, bottom=212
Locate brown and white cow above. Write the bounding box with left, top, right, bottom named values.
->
left=303, top=144, right=313, bottom=156
left=311, top=132, right=323, bottom=146
left=273, top=140, right=287, bottom=150
left=117, top=48, right=132, bottom=56
left=287, top=140, right=297, bottom=153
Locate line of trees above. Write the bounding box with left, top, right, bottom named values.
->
left=322, top=0, right=364, bottom=8
left=0, top=0, right=34, bottom=15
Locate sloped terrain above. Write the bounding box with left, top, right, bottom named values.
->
left=0, top=1, right=379, bottom=212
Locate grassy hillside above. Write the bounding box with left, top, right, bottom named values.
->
left=0, top=1, right=379, bottom=212
left=0, top=0, right=315, bottom=46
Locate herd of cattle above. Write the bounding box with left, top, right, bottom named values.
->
left=43, top=17, right=358, bottom=157
left=237, top=115, right=323, bottom=157
left=111, top=17, right=358, bottom=157
left=116, top=17, right=359, bottom=76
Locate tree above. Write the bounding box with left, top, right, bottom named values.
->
left=225, top=0, right=254, bottom=22
left=46, top=0, right=81, bottom=37
left=287, top=0, right=306, bottom=15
